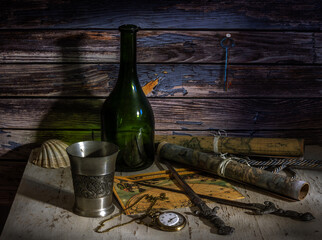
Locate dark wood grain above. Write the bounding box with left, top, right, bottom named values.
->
left=1, top=0, right=321, bottom=30
left=1, top=98, right=322, bottom=130
left=315, top=33, right=322, bottom=63
left=1, top=64, right=322, bottom=98
left=0, top=30, right=317, bottom=64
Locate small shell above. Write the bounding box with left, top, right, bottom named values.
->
left=32, top=139, right=70, bottom=168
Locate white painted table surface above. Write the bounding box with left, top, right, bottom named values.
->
left=1, top=146, right=322, bottom=240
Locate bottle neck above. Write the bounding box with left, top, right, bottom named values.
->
left=119, top=31, right=137, bottom=77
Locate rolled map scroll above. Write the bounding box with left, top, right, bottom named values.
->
left=155, top=135, right=304, bottom=157
left=157, top=142, right=309, bottom=200
left=213, top=136, right=304, bottom=157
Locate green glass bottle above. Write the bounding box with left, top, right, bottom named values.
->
left=101, top=24, right=155, bottom=172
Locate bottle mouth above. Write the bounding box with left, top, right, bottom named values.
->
left=119, top=24, right=140, bottom=33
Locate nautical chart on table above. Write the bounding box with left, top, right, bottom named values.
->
left=113, top=168, right=244, bottom=215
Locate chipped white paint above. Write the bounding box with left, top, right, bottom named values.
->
left=1, top=146, right=322, bottom=240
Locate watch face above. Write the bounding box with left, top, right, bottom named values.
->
left=157, top=211, right=186, bottom=231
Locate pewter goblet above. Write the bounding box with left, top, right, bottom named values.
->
left=67, top=141, right=119, bottom=217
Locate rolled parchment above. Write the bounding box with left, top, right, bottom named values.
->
left=155, top=135, right=304, bottom=157
left=214, top=136, right=304, bottom=157
left=157, top=142, right=309, bottom=200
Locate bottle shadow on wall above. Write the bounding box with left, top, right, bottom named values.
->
left=0, top=34, right=105, bottom=162
left=35, top=33, right=103, bottom=146
left=0, top=33, right=109, bottom=217
left=21, top=34, right=106, bottom=209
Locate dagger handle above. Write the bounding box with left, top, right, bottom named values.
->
left=163, top=160, right=234, bottom=235
left=196, top=204, right=235, bottom=235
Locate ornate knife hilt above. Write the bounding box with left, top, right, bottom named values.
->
left=195, top=204, right=235, bottom=235
left=249, top=201, right=315, bottom=221
left=162, top=160, right=234, bottom=235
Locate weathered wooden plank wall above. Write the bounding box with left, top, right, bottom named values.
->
left=0, top=0, right=322, bottom=233
left=1, top=0, right=321, bottom=30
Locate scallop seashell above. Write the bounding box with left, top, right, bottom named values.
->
left=32, top=139, right=70, bottom=168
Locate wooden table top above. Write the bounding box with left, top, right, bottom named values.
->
left=1, top=146, right=322, bottom=240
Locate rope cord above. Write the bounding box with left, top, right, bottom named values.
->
left=220, top=154, right=322, bottom=177
left=236, top=157, right=322, bottom=169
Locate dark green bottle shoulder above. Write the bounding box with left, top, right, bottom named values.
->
left=103, top=82, right=152, bottom=106
left=102, top=92, right=152, bottom=109
left=102, top=94, right=154, bottom=121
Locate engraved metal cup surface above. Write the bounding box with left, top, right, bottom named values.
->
left=67, top=141, right=119, bottom=218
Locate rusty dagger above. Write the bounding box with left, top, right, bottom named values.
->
left=162, top=160, right=235, bottom=235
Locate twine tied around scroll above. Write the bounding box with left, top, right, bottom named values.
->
left=217, top=158, right=233, bottom=177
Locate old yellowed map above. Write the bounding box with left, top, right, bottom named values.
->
left=113, top=168, right=244, bottom=215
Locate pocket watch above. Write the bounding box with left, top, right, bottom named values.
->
left=95, top=194, right=187, bottom=234
left=154, top=211, right=186, bottom=232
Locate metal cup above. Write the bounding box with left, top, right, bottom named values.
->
left=66, top=141, right=119, bottom=217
